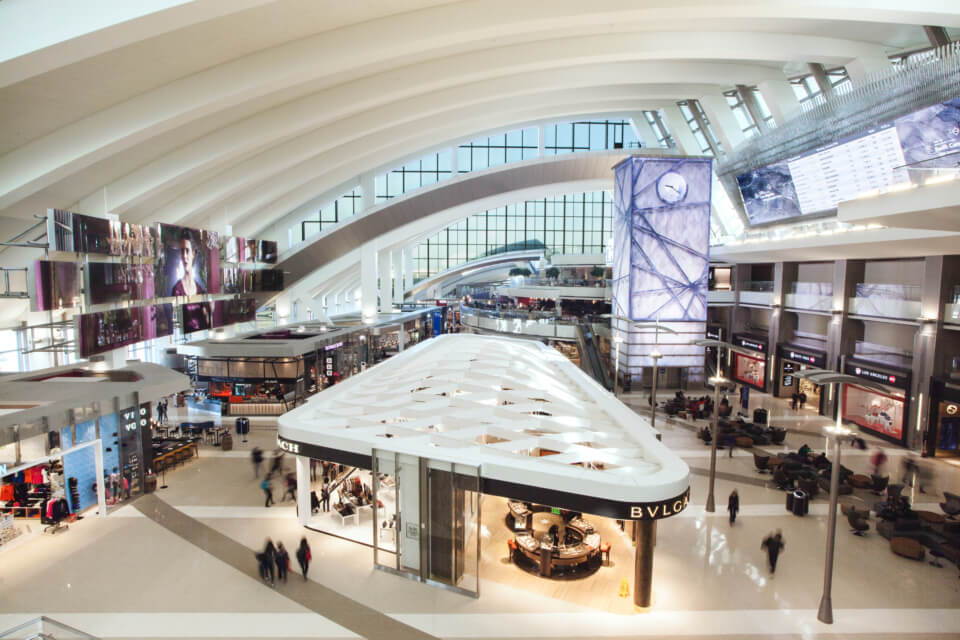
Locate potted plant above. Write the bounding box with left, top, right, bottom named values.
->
left=590, top=266, right=605, bottom=283
left=545, top=266, right=560, bottom=282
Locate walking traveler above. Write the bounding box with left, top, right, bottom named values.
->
left=275, top=541, right=289, bottom=583
left=727, top=489, right=740, bottom=525
left=252, top=447, right=264, bottom=479
left=296, top=537, right=312, bottom=580
left=262, top=474, right=274, bottom=507
left=761, top=530, right=785, bottom=574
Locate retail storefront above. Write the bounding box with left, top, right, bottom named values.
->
left=0, top=363, right=187, bottom=550
left=731, top=334, right=768, bottom=392
left=774, top=345, right=827, bottom=412
left=279, top=334, right=690, bottom=609
left=841, top=360, right=911, bottom=446
left=924, top=379, right=960, bottom=459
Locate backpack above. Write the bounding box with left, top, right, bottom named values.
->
left=260, top=479, right=270, bottom=491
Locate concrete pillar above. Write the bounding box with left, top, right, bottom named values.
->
left=768, top=263, right=798, bottom=396
left=627, top=112, right=661, bottom=148
left=825, top=260, right=864, bottom=417
left=361, top=243, right=378, bottom=322
left=450, top=145, right=459, bottom=175
left=296, top=455, right=311, bottom=526
left=378, top=248, right=393, bottom=314
left=736, top=85, right=771, bottom=133
left=757, top=79, right=801, bottom=126
left=845, top=52, right=892, bottom=85
left=911, top=255, right=960, bottom=450
left=633, top=519, right=656, bottom=609
left=659, top=105, right=702, bottom=155
left=404, top=246, right=415, bottom=291
left=94, top=443, right=107, bottom=518
left=808, top=63, right=836, bottom=102
left=698, top=94, right=746, bottom=152
left=538, top=124, right=546, bottom=156
left=392, top=249, right=404, bottom=304
left=360, top=172, right=376, bottom=211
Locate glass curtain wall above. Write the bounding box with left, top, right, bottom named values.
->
left=413, top=191, right=613, bottom=282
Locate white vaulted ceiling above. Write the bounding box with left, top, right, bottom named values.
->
left=1, top=0, right=959, bottom=257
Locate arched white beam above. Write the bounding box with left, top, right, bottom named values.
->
left=152, top=79, right=715, bottom=227
left=263, top=150, right=633, bottom=307
left=0, top=0, right=273, bottom=88
left=69, top=57, right=781, bottom=218
left=0, top=24, right=896, bottom=216
left=405, top=250, right=545, bottom=300
left=6, top=1, right=956, bottom=89
left=231, top=98, right=661, bottom=239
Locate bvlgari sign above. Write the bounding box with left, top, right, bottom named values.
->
left=629, top=489, right=690, bottom=519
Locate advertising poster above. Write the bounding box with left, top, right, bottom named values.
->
left=33, top=260, right=79, bottom=311
left=155, top=224, right=220, bottom=297
left=87, top=263, right=155, bottom=305
left=843, top=384, right=906, bottom=443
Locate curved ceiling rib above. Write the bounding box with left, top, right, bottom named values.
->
left=271, top=151, right=630, bottom=304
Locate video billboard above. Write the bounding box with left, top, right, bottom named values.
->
left=86, top=263, right=155, bottom=305
left=33, top=260, right=79, bottom=311
left=155, top=224, right=220, bottom=297
left=77, top=303, right=173, bottom=357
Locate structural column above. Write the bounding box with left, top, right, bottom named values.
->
left=698, top=94, right=746, bottom=152
left=296, top=456, right=311, bottom=526
left=845, top=52, right=892, bottom=85
left=392, top=249, right=404, bottom=304
left=634, top=519, right=656, bottom=609
left=378, top=248, right=393, bottom=314
left=757, top=79, right=801, bottom=125
left=360, top=242, right=378, bottom=322
left=911, top=255, right=960, bottom=450
left=404, top=246, right=415, bottom=291
left=94, top=443, right=107, bottom=518
left=360, top=172, right=376, bottom=211
left=767, top=262, right=798, bottom=396
left=659, top=105, right=702, bottom=155
left=627, top=112, right=662, bottom=148
left=825, top=260, right=864, bottom=416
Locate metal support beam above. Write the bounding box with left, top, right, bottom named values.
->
left=634, top=519, right=656, bottom=609
left=924, top=26, right=953, bottom=48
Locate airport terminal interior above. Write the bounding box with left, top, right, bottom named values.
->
left=2, top=2, right=960, bottom=639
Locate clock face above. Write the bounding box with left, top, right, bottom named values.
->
left=656, top=171, right=688, bottom=204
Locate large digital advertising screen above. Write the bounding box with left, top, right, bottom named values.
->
left=737, top=97, right=960, bottom=224
left=33, top=260, right=79, bottom=311
left=86, top=263, right=155, bottom=305
left=181, top=298, right=257, bottom=334
left=77, top=304, right=173, bottom=357
left=155, top=224, right=220, bottom=297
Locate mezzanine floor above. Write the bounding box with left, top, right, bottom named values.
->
left=0, top=394, right=958, bottom=640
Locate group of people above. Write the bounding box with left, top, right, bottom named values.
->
left=257, top=537, right=312, bottom=585
left=725, top=488, right=787, bottom=575
left=155, top=397, right=170, bottom=424
left=253, top=447, right=293, bottom=507
left=789, top=391, right=808, bottom=411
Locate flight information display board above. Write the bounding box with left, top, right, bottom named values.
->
left=737, top=97, right=960, bottom=225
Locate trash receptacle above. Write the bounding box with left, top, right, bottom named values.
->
left=785, top=490, right=795, bottom=512
left=221, top=433, right=233, bottom=451
left=753, top=408, right=768, bottom=425
left=235, top=417, right=243, bottom=435
left=791, top=489, right=808, bottom=516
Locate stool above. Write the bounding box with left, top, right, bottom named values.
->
left=600, top=542, right=611, bottom=566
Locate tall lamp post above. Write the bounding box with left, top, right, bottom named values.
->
left=796, top=369, right=888, bottom=625
left=693, top=338, right=728, bottom=512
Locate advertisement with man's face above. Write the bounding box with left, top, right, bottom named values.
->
left=155, top=224, right=220, bottom=297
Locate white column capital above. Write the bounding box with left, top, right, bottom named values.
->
left=698, top=94, right=745, bottom=153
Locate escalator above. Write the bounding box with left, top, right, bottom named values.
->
left=575, top=322, right=612, bottom=390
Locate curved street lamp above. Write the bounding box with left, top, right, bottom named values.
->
left=795, top=368, right=889, bottom=625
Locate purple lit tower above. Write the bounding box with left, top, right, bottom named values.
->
left=611, top=156, right=712, bottom=373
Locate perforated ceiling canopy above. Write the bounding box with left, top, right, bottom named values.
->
left=279, top=334, right=689, bottom=507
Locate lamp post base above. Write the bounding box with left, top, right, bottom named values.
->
left=817, top=595, right=833, bottom=624
left=705, top=494, right=715, bottom=513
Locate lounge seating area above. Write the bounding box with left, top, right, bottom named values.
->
left=873, top=486, right=960, bottom=568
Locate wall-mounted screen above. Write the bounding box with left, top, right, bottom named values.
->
left=86, top=263, right=155, bottom=305
left=737, top=97, right=960, bottom=225
left=77, top=303, right=173, bottom=357
left=257, top=240, right=278, bottom=264
left=50, top=210, right=157, bottom=257
left=33, top=260, right=79, bottom=311
left=222, top=236, right=249, bottom=263
left=253, top=269, right=284, bottom=292
left=181, top=298, right=257, bottom=334
left=222, top=266, right=253, bottom=294
left=155, top=224, right=220, bottom=297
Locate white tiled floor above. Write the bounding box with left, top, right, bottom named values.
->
left=1, top=388, right=959, bottom=639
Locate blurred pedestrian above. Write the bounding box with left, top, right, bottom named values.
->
left=261, top=538, right=276, bottom=585
left=251, top=447, right=264, bottom=479
left=275, top=541, right=289, bottom=583
left=296, top=537, right=312, bottom=580
left=261, top=474, right=274, bottom=507
left=727, top=489, right=740, bottom=525
left=761, top=530, right=785, bottom=574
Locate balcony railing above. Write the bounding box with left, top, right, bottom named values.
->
left=850, top=283, right=921, bottom=319
left=784, top=281, right=833, bottom=311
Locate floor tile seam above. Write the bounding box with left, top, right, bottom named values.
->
left=131, top=494, right=439, bottom=640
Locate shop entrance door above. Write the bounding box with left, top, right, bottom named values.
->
left=372, top=450, right=480, bottom=597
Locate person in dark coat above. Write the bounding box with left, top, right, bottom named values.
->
left=296, top=537, right=312, bottom=580
left=321, top=484, right=331, bottom=512
left=261, top=538, right=277, bottom=584
left=251, top=447, right=264, bottom=479
left=275, top=541, right=289, bottom=583
left=727, top=489, right=740, bottom=525
left=761, top=530, right=785, bottom=574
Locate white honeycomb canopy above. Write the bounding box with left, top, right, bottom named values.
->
left=279, top=334, right=689, bottom=503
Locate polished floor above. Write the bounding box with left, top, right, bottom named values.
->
left=0, top=392, right=958, bottom=639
